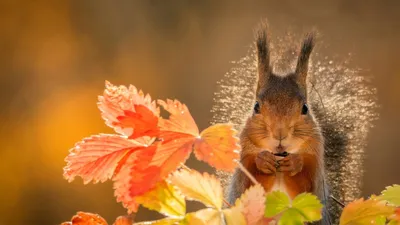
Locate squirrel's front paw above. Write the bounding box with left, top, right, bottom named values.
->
left=277, top=153, right=304, bottom=176
left=255, top=151, right=277, bottom=174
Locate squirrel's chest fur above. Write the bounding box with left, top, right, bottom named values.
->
left=254, top=171, right=313, bottom=199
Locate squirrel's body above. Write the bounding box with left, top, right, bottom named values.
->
left=232, top=75, right=326, bottom=200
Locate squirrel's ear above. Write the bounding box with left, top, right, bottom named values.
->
left=295, top=32, right=315, bottom=88
left=255, top=21, right=271, bottom=94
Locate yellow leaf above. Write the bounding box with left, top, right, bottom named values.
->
left=223, top=207, right=246, bottom=225
left=170, top=170, right=223, bottom=210
left=135, top=181, right=186, bottom=217
left=185, top=208, right=223, bottom=225
left=340, top=198, right=395, bottom=225
left=133, top=218, right=182, bottom=225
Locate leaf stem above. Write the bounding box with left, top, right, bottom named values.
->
left=235, top=161, right=258, bottom=185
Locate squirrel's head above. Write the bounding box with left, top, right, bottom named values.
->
left=245, top=24, right=320, bottom=154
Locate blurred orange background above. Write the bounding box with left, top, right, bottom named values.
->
left=1, top=1, right=399, bottom=224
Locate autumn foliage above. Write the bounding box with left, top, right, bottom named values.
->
left=62, top=82, right=399, bottom=225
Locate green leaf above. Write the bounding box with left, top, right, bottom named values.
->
left=380, top=185, right=400, bottom=206
left=375, top=216, right=387, bottom=225
left=265, top=191, right=291, bottom=217
left=278, top=208, right=305, bottom=225
left=265, top=191, right=323, bottom=224
left=135, top=181, right=186, bottom=217
left=291, top=193, right=323, bottom=221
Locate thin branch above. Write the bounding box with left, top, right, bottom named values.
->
left=235, top=160, right=259, bottom=185
left=330, top=195, right=345, bottom=208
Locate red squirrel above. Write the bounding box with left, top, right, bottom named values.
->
left=228, top=23, right=326, bottom=205
left=219, top=20, right=379, bottom=224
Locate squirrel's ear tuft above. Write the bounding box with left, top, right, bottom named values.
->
left=255, top=21, right=271, bottom=94
left=295, top=32, right=316, bottom=88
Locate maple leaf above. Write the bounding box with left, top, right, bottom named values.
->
left=98, top=81, right=159, bottom=142
left=170, top=170, right=223, bottom=209
left=380, top=185, right=400, bottom=207
left=235, top=184, right=268, bottom=225
left=135, top=181, right=186, bottom=217
left=340, top=198, right=395, bottom=225
left=61, top=212, right=108, bottom=225
left=64, top=134, right=147, bottom=184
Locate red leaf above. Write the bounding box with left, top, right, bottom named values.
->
left=113, top=99, right=198, bottom=201
left=98, top=81, right=159, bottom=141
left=113, top=146, right=157, bottom=213
left=129, top=136, right=193, bottom=196
left=115, top=105, right=159, bottom=139
left=64, top=134, right=146, bottom=184
left=61, top=212, right=108, bottom=225
left=193, top=124, right=239, bottom=172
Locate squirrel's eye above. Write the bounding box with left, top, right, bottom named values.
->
left=301, top=104, right=309, bottom=115
left=254, top=101, right=260, bottom=114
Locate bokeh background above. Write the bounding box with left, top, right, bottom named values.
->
left=1, top=0, right=400, bottom=224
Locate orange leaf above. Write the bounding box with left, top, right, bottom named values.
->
left=158, top=100, right=239, bottom=172
left=390, top=208, right=400, bottom=222
left=157, top=99, right=199, bottom=136
left=340, top=198, right=395, bottom=225
left=61, top=212, right=108, bottom=225
left=193, top=124, right=239, bottom=172
left=64, top=134, right=146, bottom=184
left=98, top=81, right=159, bottom=142
left=113, top=216, right=134, bottom=225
